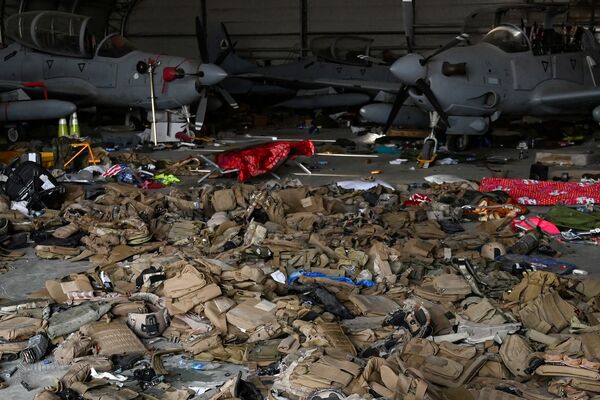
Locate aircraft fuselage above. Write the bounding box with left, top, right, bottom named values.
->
left=0, top=43, right=204, bottom=110
left=420, top=43, right=600, bottom=118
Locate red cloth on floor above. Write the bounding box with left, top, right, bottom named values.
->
left=215, top=140, right=315, bottom=182
left=480, top=177, right=600, bottom=206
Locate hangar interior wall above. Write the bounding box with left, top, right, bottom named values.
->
left=125, top=0, right=568, bottom=63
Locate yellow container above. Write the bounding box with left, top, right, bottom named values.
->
left=0, top=150, right=54, bottom=169
left=41, top=152, right=54, bottom=169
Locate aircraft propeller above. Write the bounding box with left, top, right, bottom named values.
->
left=194, top=87, right=209, bottom=131
left=383, top=33, right=469, bottom=133
left=196, top=16, right=210, bottom=62
left=420, top=33, right=469, bottom=64
left=192, top=16, right=239, bottom=132
left=402, top=0, right=414, bottom=53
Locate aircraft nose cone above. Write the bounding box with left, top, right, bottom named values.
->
left=197, top=63, right=228, bottom=86
left=390, top=53, right=426, bottom=86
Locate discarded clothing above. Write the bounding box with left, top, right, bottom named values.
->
left=546, top=205, right=600, bottom=230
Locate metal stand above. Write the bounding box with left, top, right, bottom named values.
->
left=64, top=143, right=100, bottom=169
left=197, top=155, right=239, bottom=184
left=148, top=61, right=159, bottom=147
left=294, top=160, right=312, bottom=175
left=196, top=156, right=311, bottom=183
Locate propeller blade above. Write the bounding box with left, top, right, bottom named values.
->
left=415, top=79, right=449, bottom=126
left=421, top=33, right=469, bottom=64
left=194, top=88, right=208, bottom=131
left=383, top=85, right=410, bottom=133
left=215, top=86, right=239, bottom=109
left=402, top=0, right=415, bottom=53
left=195, top=16, right=210, bottom=63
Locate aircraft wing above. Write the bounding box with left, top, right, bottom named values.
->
left=312, top=78, right=401, bottom=93
left=0, top=80, right=28, bottom=92
left=536, top=88, right=600, bottom=108
left=236, top=73, right=327, bottom=89
left=43, top=78, right=98, bottom=99
left=0, top=79, right=97, bottom=101
left=237, top=73, right=401, bottom=93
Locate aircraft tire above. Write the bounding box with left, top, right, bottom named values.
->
left=421, top=140, right=435, bottom=161
left=128, top=117, right=144, bottom=131
left=6, top=126, right=25, bottom=144
left=446, top=134, right=469, bottom=152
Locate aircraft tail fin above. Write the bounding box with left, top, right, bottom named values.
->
left=203, top=20, right=256, bottom=74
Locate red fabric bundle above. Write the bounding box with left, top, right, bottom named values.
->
left=480, top=177, right=600, bottom=206
left=215, top=140, right=315, bottom=182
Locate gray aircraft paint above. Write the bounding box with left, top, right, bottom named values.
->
left=0, top=11, right=227, bottom=124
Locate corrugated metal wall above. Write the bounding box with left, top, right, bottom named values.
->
left=125, top=0, right=564, bottom=63
left=123, top=0, right=203, bottom=58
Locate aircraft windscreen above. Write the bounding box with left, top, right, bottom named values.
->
left=481, top=25, right=531, bottom=53
left=5, top=11, right=93, bottom=58
left=97, top=35, right=137, bottom=58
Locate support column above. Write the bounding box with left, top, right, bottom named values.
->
left=300, top=0, right=307, bottom=57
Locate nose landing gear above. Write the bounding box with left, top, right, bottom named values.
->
left=417, top=112, right=440, bottom=168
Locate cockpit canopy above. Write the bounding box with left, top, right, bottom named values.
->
left=310, top=36, right=373, bottom=65
left=5, top=11, right=94, bottom=58
left=481, top=25, right=531, bottom=53
left=96, top=34, right=137, bottom=58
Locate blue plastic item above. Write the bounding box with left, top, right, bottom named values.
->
left=288, top=270, right=375, bottom=287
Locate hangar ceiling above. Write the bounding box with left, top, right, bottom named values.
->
left=0, top=0, right=596, bottom=64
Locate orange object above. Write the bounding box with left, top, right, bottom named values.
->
left=417, top=153, right=437, bottom=168
left=64, top=143, right=99, bottom=168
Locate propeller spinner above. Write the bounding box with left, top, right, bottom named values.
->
left=191, top=17, right=239, bottom=132
left=383, top=33, right=469, bottom=132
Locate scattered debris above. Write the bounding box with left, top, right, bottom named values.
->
left=0, top=146, right=598, bottom=400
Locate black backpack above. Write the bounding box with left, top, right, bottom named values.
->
left=3, top=161, right=65, bottom=211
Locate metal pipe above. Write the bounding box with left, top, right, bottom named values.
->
left=148, top=61, right=158, bottom=146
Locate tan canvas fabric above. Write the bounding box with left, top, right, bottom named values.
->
left=0, top=316, right=43, bottom=341
left=212, top=189, right=237, bottom=212
left=54, top=332, right=93, bottom=364
left=500, top=335, right=533, bottom=378
left=80, top=321, right=146, bottom=356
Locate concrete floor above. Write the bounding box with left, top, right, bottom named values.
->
left=1, top=126, right=600, bottom=398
